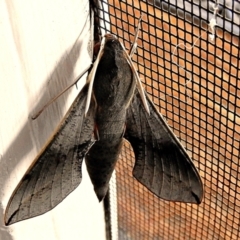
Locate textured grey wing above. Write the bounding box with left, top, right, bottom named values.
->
left=5, top=85, right=95, bottom=225
left=125, top=91, right=203, bottom=204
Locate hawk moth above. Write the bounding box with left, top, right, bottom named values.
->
left=4, top=34, right=203, bottom=225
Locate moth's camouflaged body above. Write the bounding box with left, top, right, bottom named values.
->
left=86, top=35, right=135, bottom=201
left=4, top=34, right=203, bottom=226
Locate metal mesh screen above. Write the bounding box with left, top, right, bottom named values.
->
left=97, top=0, right=240, bottom=239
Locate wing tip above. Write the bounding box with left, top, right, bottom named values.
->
left=195, top=197, right=202, bottom=205
left=191, top=187, right=204, bottom=205
left=4, top=210, right=18, bottom=226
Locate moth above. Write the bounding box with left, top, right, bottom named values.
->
left=4, top=33, right=203, bottom=225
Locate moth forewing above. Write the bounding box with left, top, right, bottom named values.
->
left=4, top=85, right=96, bottom=225
left=125, top=90, right=203, bottom=204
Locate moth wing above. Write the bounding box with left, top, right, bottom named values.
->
left=5, top=85, right=95, bottom=225
left=125, top=91, right=203, bottom=204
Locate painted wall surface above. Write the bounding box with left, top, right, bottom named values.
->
left=0, top=1, right=106, bottom=239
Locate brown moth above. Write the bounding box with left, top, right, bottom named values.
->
left=4, top=34, right=203, bottom=225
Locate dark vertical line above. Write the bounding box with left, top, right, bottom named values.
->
left=104, top=190, right=112, bottom=240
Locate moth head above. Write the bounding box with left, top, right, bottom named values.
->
left=103, top=34, right=122, bottom=51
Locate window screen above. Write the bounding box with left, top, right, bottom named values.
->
left=96, top=0, right=240, bottom=239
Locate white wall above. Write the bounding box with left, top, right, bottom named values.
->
left=0, top=1, right=106, bottom=239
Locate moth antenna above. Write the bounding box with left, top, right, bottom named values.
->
left=124, top=15, right=149, bottom=114
left=119, top=41, right=150, bottom=115
left=85, top=36, right=106, bottom=116
left=31, top=65, right=91, bottom=120
left=129, top=14, right=142, bottom=57
left=129, top=42, right=137, bottom=59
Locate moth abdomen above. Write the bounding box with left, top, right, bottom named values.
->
left=85, top=138, right=124, bottom=201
